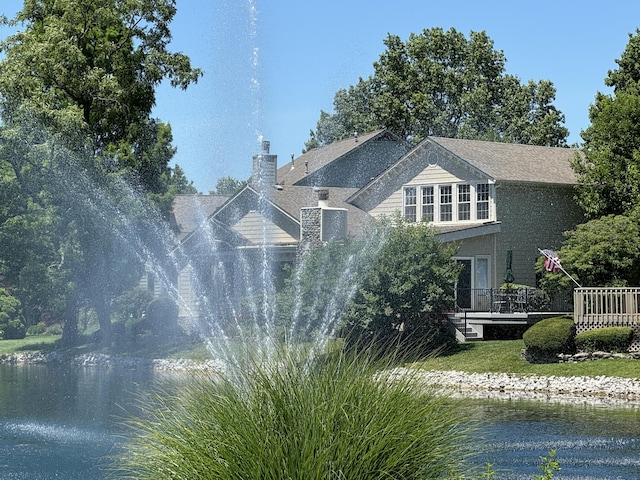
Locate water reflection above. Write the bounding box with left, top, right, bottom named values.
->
left=468, top=399, right=640, bottom=479
left=1, top=363, right=640, bottom=479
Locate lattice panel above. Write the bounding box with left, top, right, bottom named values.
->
left=574, top=287, right=640, bottom=352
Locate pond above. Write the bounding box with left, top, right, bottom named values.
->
left=0, top=363, right=639, bottom=479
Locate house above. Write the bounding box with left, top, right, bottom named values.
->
left=166, top=130, right=583, bottom=335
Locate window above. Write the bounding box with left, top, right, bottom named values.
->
left=457, top=184, right=471, bottom=221
left=421, top=186, right=434, bottom=222
left=404, top=187, right=417, bottom=221
left=477, top=183, right=490, bottom=220
left=401, top=182, right=492, bottom=223
left=440, top=185, right=452, bottom=221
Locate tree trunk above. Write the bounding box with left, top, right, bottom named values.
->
left=94, top=296, right=112, bottom=347
left=61, top=293, right=78, bottom=346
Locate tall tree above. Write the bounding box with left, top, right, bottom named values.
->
left=341, top=218, right=460, bottom=353
left=0, top=0, right=202, bottom=345
left=572, top=29, right=640, bottom=218
left=306, top=28, right=568, bottom=150
left=212, top=176, right=248, bottom=195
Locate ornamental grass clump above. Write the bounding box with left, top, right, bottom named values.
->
left=114, top=347, right=478, bottom=479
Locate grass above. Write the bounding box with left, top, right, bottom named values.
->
left=418, top=339, right=640, bottom=378
left=0, top=334, right=60, bottom=354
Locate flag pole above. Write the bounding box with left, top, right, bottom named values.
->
left=537, top=248, right=582, bottom=288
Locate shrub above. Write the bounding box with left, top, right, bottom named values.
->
left=116, top=348, right=479, bottom=479
left=0, top=319, right=26, bottom=340
left=575, top=326, right=633, bottom=353
left=26, top=323, right=46, bottom=336
left=0, top=288, right=25, bottom=340
left=146, top=296, right=179, bottom=336
left=523, top=315, right=575, bottom=360
left=112, top=287, right=154, bottom=323
left=342, top=218, right=459, bottom=355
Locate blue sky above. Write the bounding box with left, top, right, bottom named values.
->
left=3, top=1, right=640, bottom=192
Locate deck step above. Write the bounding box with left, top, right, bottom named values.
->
left=449, top=316, right=482, bottom=341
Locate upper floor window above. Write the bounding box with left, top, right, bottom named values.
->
left=403, top=182, right=492, bottom=223
left=421, top=186, right=434, bottom=222
left=440, top=185, right=452, bottom=221
left=404, top=186, right=417, bottom=221
left=477, top=183, right=490, bottom=220
left=457, top=184, right=471, bottom=221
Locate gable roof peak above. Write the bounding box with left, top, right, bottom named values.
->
left=276, top=129, right=406, bottom=186
left=426, top=136, right=579, bottom=185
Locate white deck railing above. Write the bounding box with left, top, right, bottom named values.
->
left=574, top=287, right=640, bottom=333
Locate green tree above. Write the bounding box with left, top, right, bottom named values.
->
left=342, top=218, right=460, bottom=353
left=276, top=237, right=376, bottom=341
left=211, top=176, right=248, bottom=195
left=539, top=210, right=640, bottom=290
left=0, top=287, right=25, bottom=340
left=572, top=30, right=640, bottom=218
left=306, top=28, right=568, bottom=150
left=0, top=0, right=201, bottom=345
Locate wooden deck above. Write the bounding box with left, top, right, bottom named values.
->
left=452, top=287, right=640, bottom=349
left=451, top=287, right=572, bottom=341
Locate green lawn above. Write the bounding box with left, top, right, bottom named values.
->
left=417, top=339, right=640, bottom=379
left=0, top=335, right=60, bottom=355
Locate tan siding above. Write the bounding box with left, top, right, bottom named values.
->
left=369, top=164, right=492, bottom=221
left=177, top=265, right=198, bottom=319
left=369, top=189, right=403, bottom=217
left=231, top=211, right=297, bottom=244
left=406, top=164, right=462, bottom=185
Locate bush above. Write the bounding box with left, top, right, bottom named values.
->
left=146, top=296, right=179, bottom=336
left=523, top=315, right=575, bottom=360
left=26, top=323, right=46, bottom=336
left=112, top=287, right=154, bottom=322
left=575, top=326, right=633, bottom=353
left=0, top=288, right=25, bottom=340
left=342, top=218, right=459, bottom=355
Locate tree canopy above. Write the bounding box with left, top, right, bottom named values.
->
left=548, top=30, right=640, bottom=289
left=539, top=209, right=640, bottom=290
left=572, top=29, right=640, bottom=218
left=0, top=0, right=201, bottom=345
left=306, top=28, right=568, bottom=150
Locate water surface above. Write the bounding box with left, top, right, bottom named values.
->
left=1, top=363, right=639, bottom=479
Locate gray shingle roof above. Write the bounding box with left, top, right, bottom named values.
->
left=171, top=194, right=228, bottom=241
left=276, top=130, right=386, bottom=186
left=429, top=137, right=580, bottom=185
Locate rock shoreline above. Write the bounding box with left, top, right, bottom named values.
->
left=0, top=351, right=224, bottom=372
left=3, top=351, right=640, bottom=408
left=404, top=369, right=640, bottom=408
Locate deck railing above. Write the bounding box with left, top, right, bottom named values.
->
left=455, top=288, right=572, bottom=313
left=574, top=287, right=640, bottom=332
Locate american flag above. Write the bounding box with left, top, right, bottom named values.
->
left=541, top=249, right=561, bottom=273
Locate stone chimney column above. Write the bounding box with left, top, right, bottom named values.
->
left=252, top=140, right=277, bottom=192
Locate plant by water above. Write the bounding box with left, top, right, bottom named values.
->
left=114, top=345, right=479, bottom=479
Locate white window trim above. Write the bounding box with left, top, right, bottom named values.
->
left=403, top=182, right=494, bottom=224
